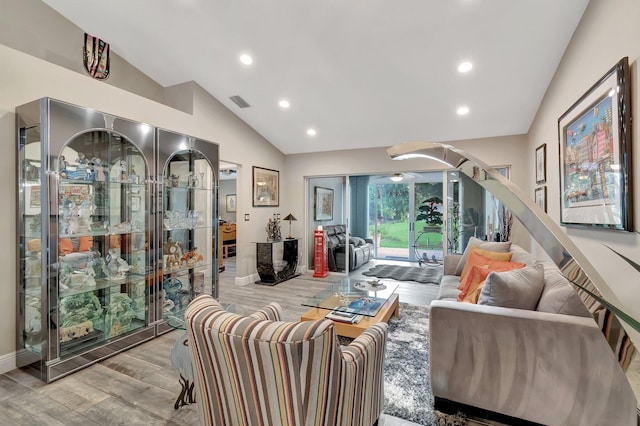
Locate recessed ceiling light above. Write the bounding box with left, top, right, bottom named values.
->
left=239, top=54, right=253, bottom=65
left=457, top=106, right=469, bottom=115
left=306, top=128, right=317, bottom=136
left=458, top=62, right=473, bottom=73
left=279, top=99, right=290, bottom=109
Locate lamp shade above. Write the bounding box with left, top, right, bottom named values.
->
left=283, top=213, right=297, bottom=221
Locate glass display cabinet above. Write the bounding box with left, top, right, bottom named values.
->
left=16, top=99, right=219, bottom=382
left=156, top=128, right=219, bottom=332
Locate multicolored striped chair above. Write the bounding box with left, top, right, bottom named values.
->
left=186, top=294, right=388, bottom=426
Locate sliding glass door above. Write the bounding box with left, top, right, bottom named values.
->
left=368, top=172, right=445, bottom=263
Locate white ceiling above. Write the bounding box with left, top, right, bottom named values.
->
left=43, top=0, right=589, bottom=155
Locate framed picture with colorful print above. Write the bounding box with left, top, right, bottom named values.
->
left=558, top=57, right=632, bottom=230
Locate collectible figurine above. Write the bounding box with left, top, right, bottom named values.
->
left=58, top=156, right=68, bottom=178
left=119, top=159, right=128, bottom=182
left=91, top=157, right=106, bottom=181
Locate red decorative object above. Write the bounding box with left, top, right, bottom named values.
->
left=313, top=230, right=328, bottom=278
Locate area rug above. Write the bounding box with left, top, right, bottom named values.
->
left=339, top=302, right=466, bottom=425
left=362, top=264, right=443, bottom=284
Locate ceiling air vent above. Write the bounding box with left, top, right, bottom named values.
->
left=229, top=95, right=250, bottom=108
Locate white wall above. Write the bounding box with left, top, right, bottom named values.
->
left=526, top=0, right=640, bottom=342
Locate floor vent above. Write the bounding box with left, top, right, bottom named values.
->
left=229, top=95, right=250, bottom=108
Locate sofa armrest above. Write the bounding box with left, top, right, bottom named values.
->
left=339, top=323, right=388, bottom=425
left=429, top=300, right=636, bottom=425
left=443, top=254, right=462, bottom=276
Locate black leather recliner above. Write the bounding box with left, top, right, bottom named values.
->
left=323, top=224, right=374, bottom=272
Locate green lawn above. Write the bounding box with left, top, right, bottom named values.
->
left=369, top=221, right=443, bottom=248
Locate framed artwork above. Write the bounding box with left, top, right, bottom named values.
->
left=535, top=143, right=546, bottom=184
left=558, top=57, right=632, bottom=230
left=226, top=194, right=237, bottom=212
left=314, top=187, right=334, bottom=221
left=534, top=186, right=547, bottom=213
left=252, top=166, right=279, bottom=207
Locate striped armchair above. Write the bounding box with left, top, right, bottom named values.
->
left=185, top=294, right=388, bottom=426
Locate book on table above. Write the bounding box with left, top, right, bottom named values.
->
left=325, top=309, right=363, bottom=323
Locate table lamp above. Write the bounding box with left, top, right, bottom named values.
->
left=283, top=213, right=297, bottom=238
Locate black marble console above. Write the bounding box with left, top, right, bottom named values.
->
left=254, top=239, right=300, bottom=285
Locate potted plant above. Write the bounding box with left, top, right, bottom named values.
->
left=417, top=196, right=443, bottom=233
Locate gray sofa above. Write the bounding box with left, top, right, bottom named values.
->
left=324, top=224, right=373, bottom=272
left=430, top=238, right=637, bottom=425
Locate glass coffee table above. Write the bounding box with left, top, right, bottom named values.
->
left=301, top=278, right=399, bottom=338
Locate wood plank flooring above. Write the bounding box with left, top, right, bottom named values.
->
left=0, top=259, right=445, bottom=425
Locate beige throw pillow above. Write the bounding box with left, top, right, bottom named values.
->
left=454, top=237, right=512, bottom=276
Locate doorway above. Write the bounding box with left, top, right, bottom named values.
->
left=218, top=161, right=237, bottom=277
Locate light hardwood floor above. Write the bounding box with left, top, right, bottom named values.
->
left=0, top=258, right=437, bottom=426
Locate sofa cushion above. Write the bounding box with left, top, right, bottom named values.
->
left=438, top=275, right=462, bottom=300
left=509, top=244, right=538, bottom=265
left=536, top=266, right=591, bottom=317
left=454, top=237, right=512, bottom=276
left=478, top=263, right=545, bottom=310
left=349, top=236, right=366, bottom=246
left=459, top=246, right=513, bottom=286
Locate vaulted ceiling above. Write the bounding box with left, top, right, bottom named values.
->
left=43, top=0, right=589, bottom=154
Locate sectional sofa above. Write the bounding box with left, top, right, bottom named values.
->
left=429, top=238, right=637, bottom=425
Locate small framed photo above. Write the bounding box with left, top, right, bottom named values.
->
left=252, top=166, right=279, bottom=207
left=535, top=186, right=547, bottom=213
left=314, top=187, right=334, bottom=221
left=535, top=143, right=546, bottom=184
left=226, top=194, right=237, bottom=213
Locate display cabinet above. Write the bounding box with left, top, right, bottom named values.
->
left=16, top=99, right=219, bottom=382
left=156, top=128, right=219, bottom=333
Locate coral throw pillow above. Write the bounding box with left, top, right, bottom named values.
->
left=460, top=266, right=493, bottom=303
left=458, top=248, right=514, bottom=290
left=457, top=256, right=526, bottom=303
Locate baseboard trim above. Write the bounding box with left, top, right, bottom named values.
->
left=0, top=351, right=17, bottom=375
